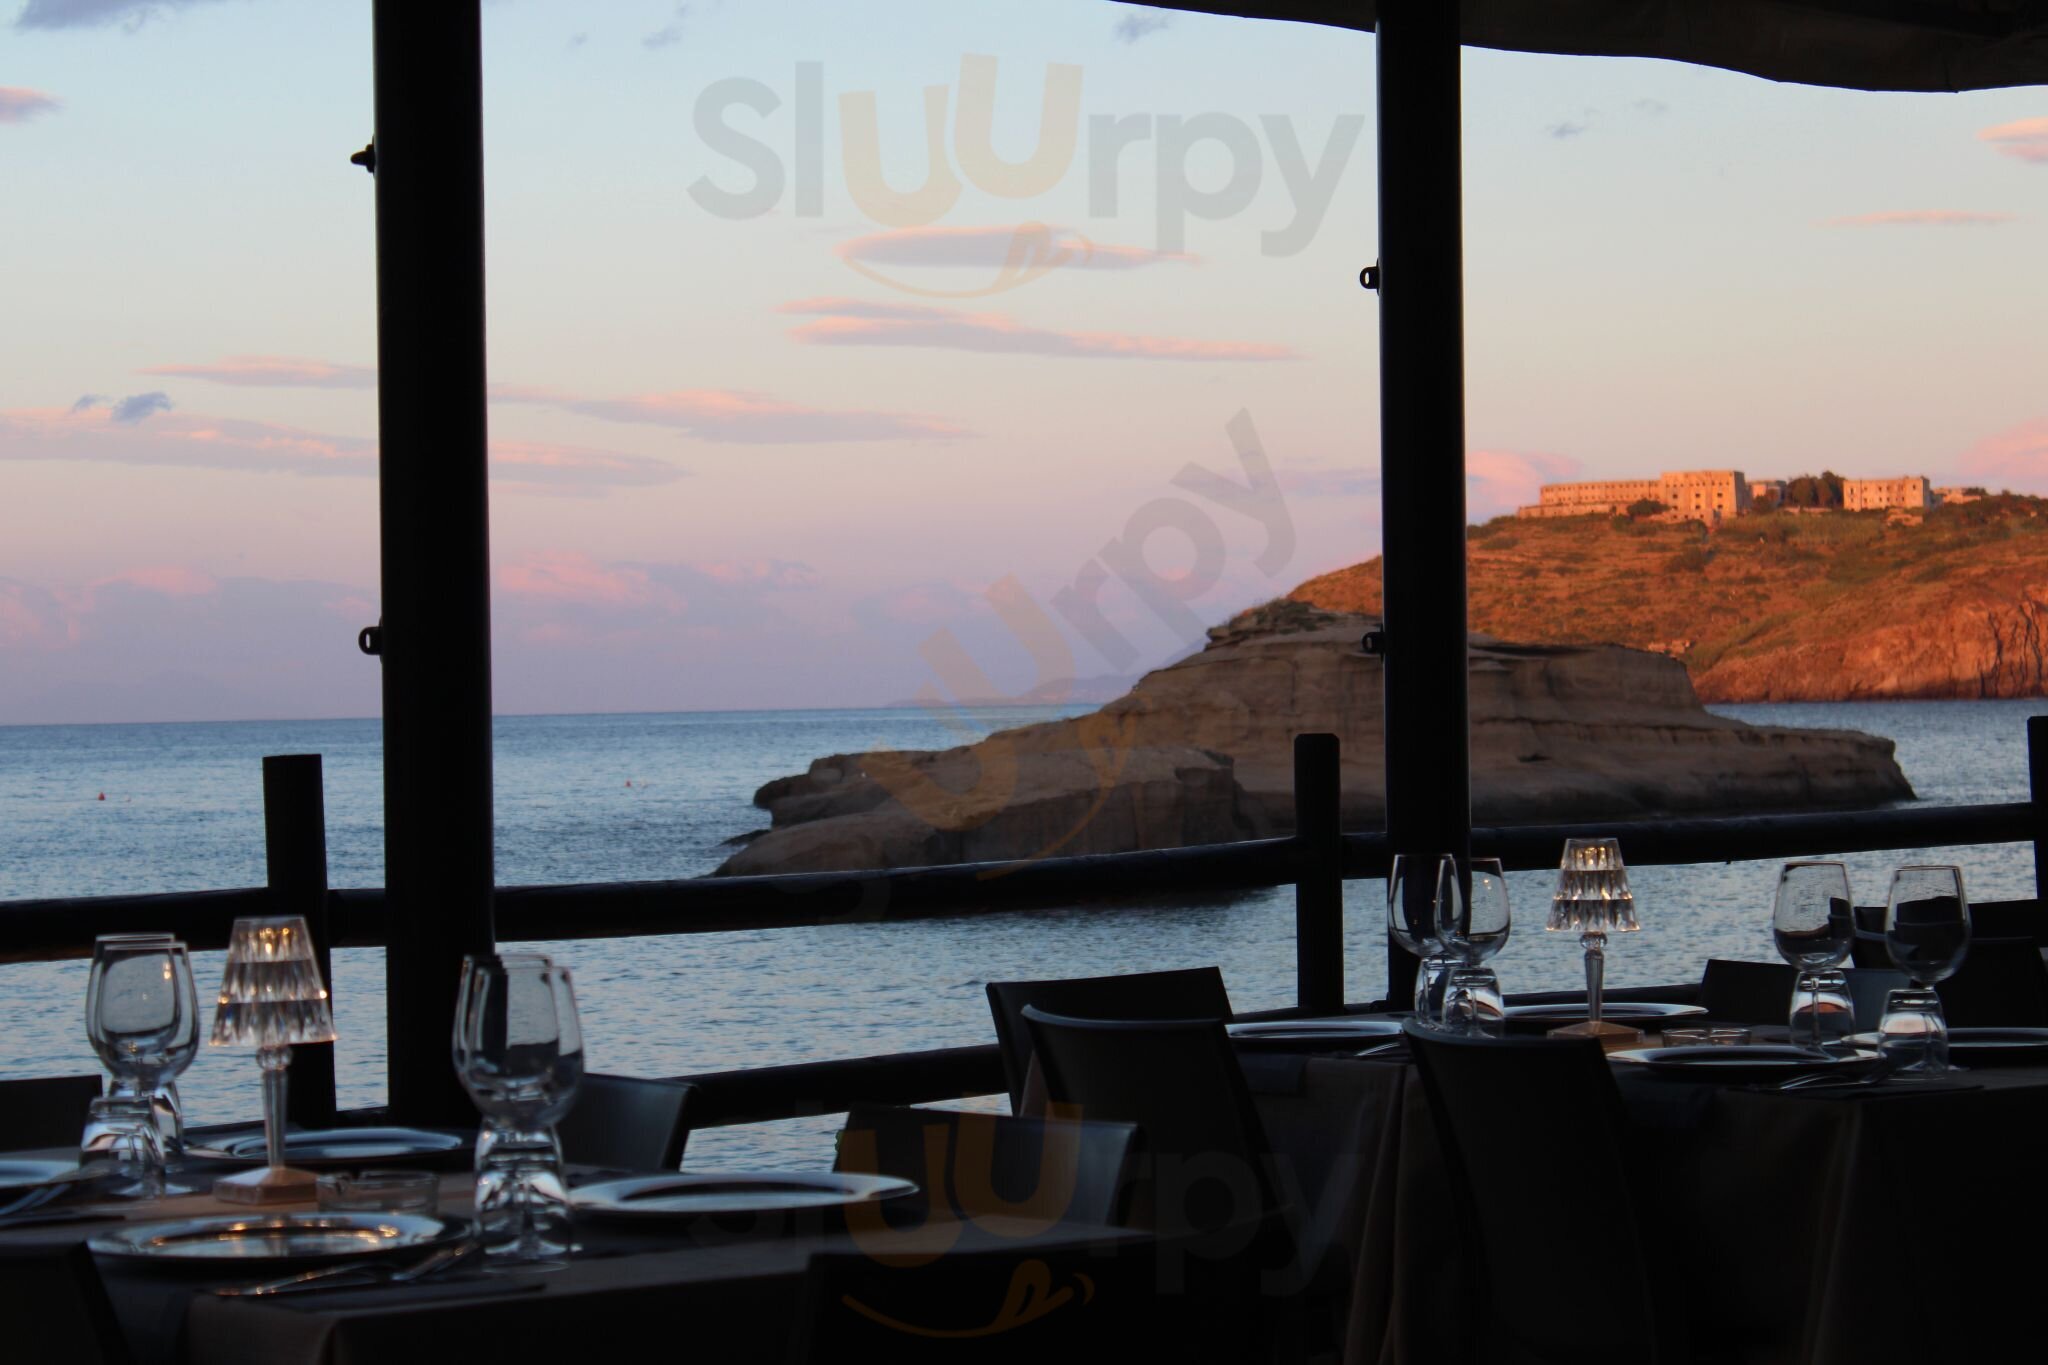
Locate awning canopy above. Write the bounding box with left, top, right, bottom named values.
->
left=1130, top=1, right=2048, bottom=92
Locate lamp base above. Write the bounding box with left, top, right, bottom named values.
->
left=213, top=1165, right=320, bottom=1206
left=1548, top=1020, right=1645, bottom=1050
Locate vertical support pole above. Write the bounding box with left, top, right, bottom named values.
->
left=264, top=754, right=335, bottom=1128
left=2030, top=717, right=2048, bottom=903
left=372, top=0, right=497, bottom=1124
left=1375, top=0, right=1473, bottom=1005
left=1295, top=733, right=1345, bottom=1014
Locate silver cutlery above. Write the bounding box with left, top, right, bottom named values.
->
left=1775, top=1058, right=1896, bottom=1091
left=211, top=1241, right=478, bottom=1297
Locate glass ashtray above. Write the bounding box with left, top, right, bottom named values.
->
left=316, top=1169, right=440, bottom=1215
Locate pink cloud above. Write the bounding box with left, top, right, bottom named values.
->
left=1820, top=210, right=2016, bottom=227
left=837, top=224, right=1196, bottom=271
left=497, top=551, right=683, bottom=611
left=780, top=298, right=1297, bottom=362
left=1468, top=449, right=1581, bottom=520
left=1979, top=118, right=2048, bottom=165
left=0, top=87, right=60, bottom=124
left=1954, top=417, right=2048, bottom=486
left=98, top=566, right=218, bottom=597
left=140, top=356, right=376, bottom=389
left=567, top=389, right=969, bottom=443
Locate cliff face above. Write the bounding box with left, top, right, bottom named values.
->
left=1290, top=496, right=2048, bottom=702
left=717, top=603, right=1912, bottom=877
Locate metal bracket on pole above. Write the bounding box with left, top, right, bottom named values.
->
left=350, top=142, right=376, bottom=174
left=357, top=624, right=383, bottom=657
left=1359, top=263, right=1380, bottom=291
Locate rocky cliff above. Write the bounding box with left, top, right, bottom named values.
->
left=1292, top=495, right=2048, bottom=702
left=716, top=603, right=1912, bottom=877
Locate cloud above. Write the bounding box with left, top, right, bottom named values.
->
left=1278, top=466, right=1380, bottom=499
left=1979, top=117, right=2048, bottom=165
left=494, top=549, right=820, bottom=650
left=0, top=86, right=60, bottom=122
left=1548, top=121, right=1589, bottom=139
left=1466, top=449, right=1580, bottom=519
left=643, top=3, right=686, bottom=49
left=141, top=356, right=377, bottom=389
left=1821, top=210, right=2015, bottom=227
left=1631, top=99, right=1669, bottom=116
left=566, top=389, right=971, bottom=443
left=110, top=392, right=172, bottom=423
left=1954, top=417, right=2048, bottom=486
left=1112, top=8, right=1171, bottom=42
left=0, top=405, right=687, bottom=493
left=780, top=298, right=1298, bottom=362
left=837, top=224, right=1196, bottom=272
left=68, top=394, right=104, bottom=414
left=14, top=0, right=223, bottom=29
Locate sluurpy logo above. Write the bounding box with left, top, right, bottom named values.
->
left=689, top=56, right=1365, bottom=298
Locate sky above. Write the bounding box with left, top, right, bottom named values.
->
left=2, top=0, right=2044, bottom=723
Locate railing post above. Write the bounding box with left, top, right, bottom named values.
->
left=2029, top=718, right=2048, bottom=903
left=264, top=754, right=336, bottom=1127
left=1295, top=734, right=1345, bottom=1013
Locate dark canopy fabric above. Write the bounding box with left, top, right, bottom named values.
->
left=1128, top=1, right=2048, bottom=92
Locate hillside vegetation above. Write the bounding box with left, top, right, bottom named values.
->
left=1288, top=496, right=2048, bottom=701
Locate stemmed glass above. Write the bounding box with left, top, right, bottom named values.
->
left=1440, top=859, right=1511, bottom=1035
left=1773, top=862, right=1855, bottom=1051
left=1881, top=866, right=1971, bottom=1077
left=83, top=934, right=191, bottom=1197
left=454, top=953, right=585, bottom=1268
left=1389, top=854, right=1457, bottom=1024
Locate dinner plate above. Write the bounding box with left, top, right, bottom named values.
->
left=203, top=1127, right=468, bottom=1168
left=572, top=1171, right=917, bottom=1219
left=89, top=1211, right=468, bottom=1270
left=1845, top=1027, right=2048, bottom=1066
left=1503, top=1002, right=1707, bottom=1033
left=0, top=1158, right=78, bottom=1194
left=1613, top=1044, right=1880, bottom=1083
left=1227, top=1018, right=1406, bottom=1049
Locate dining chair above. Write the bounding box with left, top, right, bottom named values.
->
left=985, top=967, right=1233, bottom=1113
left=0, top=1243, right=132, bottom=1365
left=1699, top=958, right=1795, bottom=1025
left=0, top=1074, right=102, bottom=1152
left=833, top=1104, right=1139, bottom=1227
left=1936, top=938, right=2048, bottom=1026
left=1842, top=966, right=1910, bottom=1030
left=553, top=1074, right=696, bottom=1171
left=1405, top=1023, right=1668, bottom=1365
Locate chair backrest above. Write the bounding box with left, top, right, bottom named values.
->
left=553, top=1074, right=695, bottom=1171
left=834, top=1105, right=1139, bottom=1227
left=0, top=1074, right=102, bottom=1152
left=1019, top=1006, right=1272, bottom=1235
left=0, top=1243, right=132, bottom=1365
left=1700, top=958, right=1796, bottom=1025
left=985, top=968, right=1232, bottom=1112
left=1937, top=938, right=2048, bottom=1026
left=1405, top=1023, right=1660, bottom=1364
left=1842, top=966, right=1911, bottom=1030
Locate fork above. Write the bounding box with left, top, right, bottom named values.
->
left=212, top=1240, right=478, bottom=1297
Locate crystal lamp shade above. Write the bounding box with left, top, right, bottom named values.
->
left=209, top=915, right=336, bottom=1048
left=1547, top=837, right=1640, bottom=933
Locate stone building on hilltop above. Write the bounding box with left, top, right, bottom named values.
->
left=1842, top=476, right=1934, bottom=511
left=1517, top=470, right=1751, bottom=523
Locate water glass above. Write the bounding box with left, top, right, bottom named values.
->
left=1388, top=854, right=1457, bottom=1024
left=1881, top=865, right=1970, bottom=1077
left=1789, top=969, right=1856, bottom=1053
left=319, top=1170, right=440, bottom=1215
left=1441, top=967, right=1505, bottom=1037
left=1772, top=862, right=1854, bottom=1048
left=83, top=935, right=190, bottom=1197
left=454, top=953, right=584, bottom=1267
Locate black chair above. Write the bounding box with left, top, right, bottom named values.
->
left=834, top=1105, right=1139, bottom=1227
left=985, top=967, right=1233, bottom=1113
left=1938, top=938, right=2048, bottom=1025
left=1700, top=958, right=1795, bottom=1025
left=554, top=1074, right=695, bottom=1171
left=0, top=1074, right=102, bottom=1151
left=1405, top=1024, right=1666, bottom=1364
left=1842, top=966, right=1910, bottom=1030
left=0, top=1243, right=132, bottom=1364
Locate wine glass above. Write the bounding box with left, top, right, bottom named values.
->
left=1881, top=866, right=1970, bottom=1077
left=1772, top=862, right=1854, bottom=1050
left=1438, top=859, right=1510, bottom=1035
left=83, top=935, right=187, bottom=1196
left=454, top=953, right=585, bottom=1267
left=1389, top=854, right=1456, bottom=1024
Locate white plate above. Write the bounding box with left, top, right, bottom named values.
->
left=89, top=1212, right=467, bottom=1269
left=1227, top=1018, right=1405, bottom=1048
left=203, top=1127, right=468, bottom=1168
left=1504, top=1002, right=1707, bottom=1027
left=1613, top=1044, right=1879, bottom=1082
left=1846, top=1027, right=2048, bottom=1064
left=572, top=1171, right=917, bottom=1219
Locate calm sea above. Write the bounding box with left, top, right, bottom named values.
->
left=4, top=699, right=2043, bottom=1162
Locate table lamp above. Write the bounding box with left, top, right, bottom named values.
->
left=1547, top=838, right=1642, bottom=1043
left=208, top=915, right=336, bottom=1204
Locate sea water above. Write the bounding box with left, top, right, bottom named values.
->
left=4, top=699, right=2044, bottom=1162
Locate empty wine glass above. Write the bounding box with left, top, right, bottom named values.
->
left=1389, top=854, right=1457, bottom=1024
left=454, top=953, right=585, bottom=1267
left=1881, top=865, right=1970, bottom=1077
left=1443, top=858, right=1512, bottom=966
left=83, top=935, right=188, bottom=1197
left=1773, top=862, right=1854, bottom=1050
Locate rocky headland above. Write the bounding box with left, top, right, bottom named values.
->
left=717, top=602, right=1912, bottom=877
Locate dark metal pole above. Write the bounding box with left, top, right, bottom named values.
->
left=264, top=755, right=335, bottom=1127
left=1294, top=733, right=1345, bottom=1013
left=371, top=0, right=497, bottom=1124
left=2029, top=717, right=2048, bottom=902
left=1375, top=0, right=1472, bottom=1005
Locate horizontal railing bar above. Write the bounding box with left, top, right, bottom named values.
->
left=2, top=803, right=2034, bottom=965
left=669, top=1044, right=1006, bottom=1128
